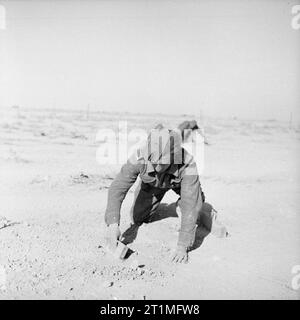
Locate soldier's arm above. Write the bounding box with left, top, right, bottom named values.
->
left=177, top=162, right=204, bottom=249
left=104, top=156, right=141, bottom=226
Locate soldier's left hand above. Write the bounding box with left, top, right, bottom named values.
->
left=170, top=245, right=188, bottom=264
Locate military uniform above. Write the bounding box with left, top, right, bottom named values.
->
left=105, top=143, right=205, bottom=249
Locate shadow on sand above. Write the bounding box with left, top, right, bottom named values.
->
left=121, top=202, right=217, bottom=252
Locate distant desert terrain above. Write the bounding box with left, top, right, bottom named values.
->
left=0, top=107, right=299, bottom=299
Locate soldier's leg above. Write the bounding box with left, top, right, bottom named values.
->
left=130, top=182, right=167, bottom=225
left=174, top=187, right=228, bottom=238
left=198, top=203, right=228, bottom=237
left=122, top=182, right=167, bottom=245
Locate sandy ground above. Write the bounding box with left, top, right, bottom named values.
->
left=0, top=107, right=299, bottom=300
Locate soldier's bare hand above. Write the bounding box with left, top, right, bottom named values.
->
left=170, top=245, right=188, bottom=264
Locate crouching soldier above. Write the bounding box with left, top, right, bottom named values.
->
left=103, top=121, right=224, bottom=263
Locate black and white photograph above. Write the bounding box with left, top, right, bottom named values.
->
left=0, top=0, right=299, bottom=303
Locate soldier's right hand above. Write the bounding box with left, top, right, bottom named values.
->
left=104, top=223, right=121, bottom=251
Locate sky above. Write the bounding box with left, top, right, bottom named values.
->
left=0, top=0, right=299, bottom=121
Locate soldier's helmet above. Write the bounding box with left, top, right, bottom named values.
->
left=141, top=124, right=183, bottom=165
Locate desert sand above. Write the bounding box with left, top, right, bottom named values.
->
left=0, top=107, right=299, bottom=300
